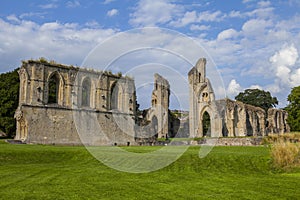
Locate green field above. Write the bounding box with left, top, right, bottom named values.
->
left=0, top=141, right=299, bottom=200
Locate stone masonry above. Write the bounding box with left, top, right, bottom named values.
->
left=188, top=58, right=290, bottom=138
left=15, top=58, right=289, bottom=145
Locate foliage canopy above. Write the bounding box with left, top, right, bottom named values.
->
left=285, top=86, right=300, bottom=131
left=0, top=68, right=19, bottom=137
left=235, top=88, right=278, bottom=112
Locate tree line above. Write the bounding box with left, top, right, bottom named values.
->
left=0, top=68, right=299, bottom=138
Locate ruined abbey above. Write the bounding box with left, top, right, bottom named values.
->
left=188, top=58, right=290, bottom=138
left=14, top=58, right=290, bottom=145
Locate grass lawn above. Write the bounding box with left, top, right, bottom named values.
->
left=0, top=140, right=299, bottom=200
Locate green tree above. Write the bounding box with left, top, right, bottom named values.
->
left=285, top=86, right=300, bottom=131
left=235, top=88, right=278, bottom=112
left=0, top=68, right=19, bottom=137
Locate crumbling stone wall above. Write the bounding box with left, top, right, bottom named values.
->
left=267, top=108, right=290, bottom=134
left=15, top=60, right=136, bottom=145
left=16, top=58, right=290, bottom=145
left=188, top=58, right=223, bottom=138
left=189, top=58, right=290, bottom=138
left=146, top=73, right=170, bottom=139
left=220, top=99, right=266, bottom=137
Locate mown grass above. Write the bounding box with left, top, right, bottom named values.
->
left=0, top=141, right=300, bottom=199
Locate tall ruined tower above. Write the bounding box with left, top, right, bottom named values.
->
left=147, top=73, right=170, bottom=139
left=188, top=58, right=222, bottom=138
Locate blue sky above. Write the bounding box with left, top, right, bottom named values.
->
left=0, top=0, right=300, bottom=109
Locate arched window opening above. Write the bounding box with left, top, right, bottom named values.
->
left=48, top=73, right=59, bottom=104
left=199, top=73, right=201, bottom=83
left=82, top=78, right=91, bottom=107
left=111, top=83, right=119, bottom=110
left=246, top=112, right=253, bottom=136
left=202, top=111, right=211, bottom=137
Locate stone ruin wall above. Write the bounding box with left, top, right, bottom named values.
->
left=134, top=73, right=171, bottom=145
left=189, top=58, right=290, bottom=138
left=15, top=60, right=137, bottom=145
left=15, top=58, right=290, bottom=146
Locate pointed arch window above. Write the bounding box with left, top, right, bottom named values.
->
left=48, top=73, right=59, bottom=104
left=82, top=78, right=91, bottom=107
left=111, top=82, right=119, bottom=110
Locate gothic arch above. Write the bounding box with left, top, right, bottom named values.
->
left=110, top=80, right=125, bottom=110
left=47, top=71, right=64, bottom=105
left=110, top=81, right=119, bottom=110
left=81, top=77, right=91, bottom=107
left=19, top=67, right=29, bottom=104
left=199, top=106, right=214, bottom=137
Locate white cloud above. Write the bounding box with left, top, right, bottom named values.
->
left=249, top=85, right=262, bottom=90
left=229, top=7, right=274, bottom=19
left=217, top=28, right=239, bottom=40
left=247, top=7, right=274, bottom=19
left=103, top=0, right=115, bottom=4
left=0, top=17, right=116, bottom=72
left=269, top=44, right=299, bottom=87
left=190, top=24, right=210, bottom=31
left=290, top=68, right=300, bottom=86
left=85, top=20, right=100, bottom=28
left=198, top=10, right=225, bottom=22
left=107, top=9, right=118, bottom=17
left=258, top=1, right=271, bottom=8
left=129, top=0, right=183, bottom=27
left=171, top=10, right=225, bottom=27
left=227, top=79, right=242, bottom=97
left=242, top=0, right=254, bottom=3
left=270, top=44, right=298, bottom=67
left=229, top=10, right=242, bottom=18
left=39, top=3, right=58, bottom=9
left=66, top=0, right=81, bottom=8
left=242, top=19, right=272, bottom=36
left=19, top=12, right=46, bottom=19
left=6, top=14, right=20, bottom=23
left=170, top=11, right=197, bottom=27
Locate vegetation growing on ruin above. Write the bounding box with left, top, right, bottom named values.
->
left=0, top=142, right=299, bottom=199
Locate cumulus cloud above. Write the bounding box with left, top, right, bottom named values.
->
left=242, top=19, right=272, bottom=36
left=170, top=11, right=197, bottom=27
left=190, top=24, right=210, bottom=31
left=270, top=44, right=298, bottom=67
left=269, top=44, right=299, bottom=87
left=107, top=9, right=118, bottom=17
left=227, top=79, right=242, bottom=97
left=217, top=28, right=239, bottom=40
left=0, top=17, right=116, bottom=72
left=258, top=1, right=271, bottom=8
left=129, top=0, right=183, bottom=27
left=170, top=10, right=225, bottom=27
